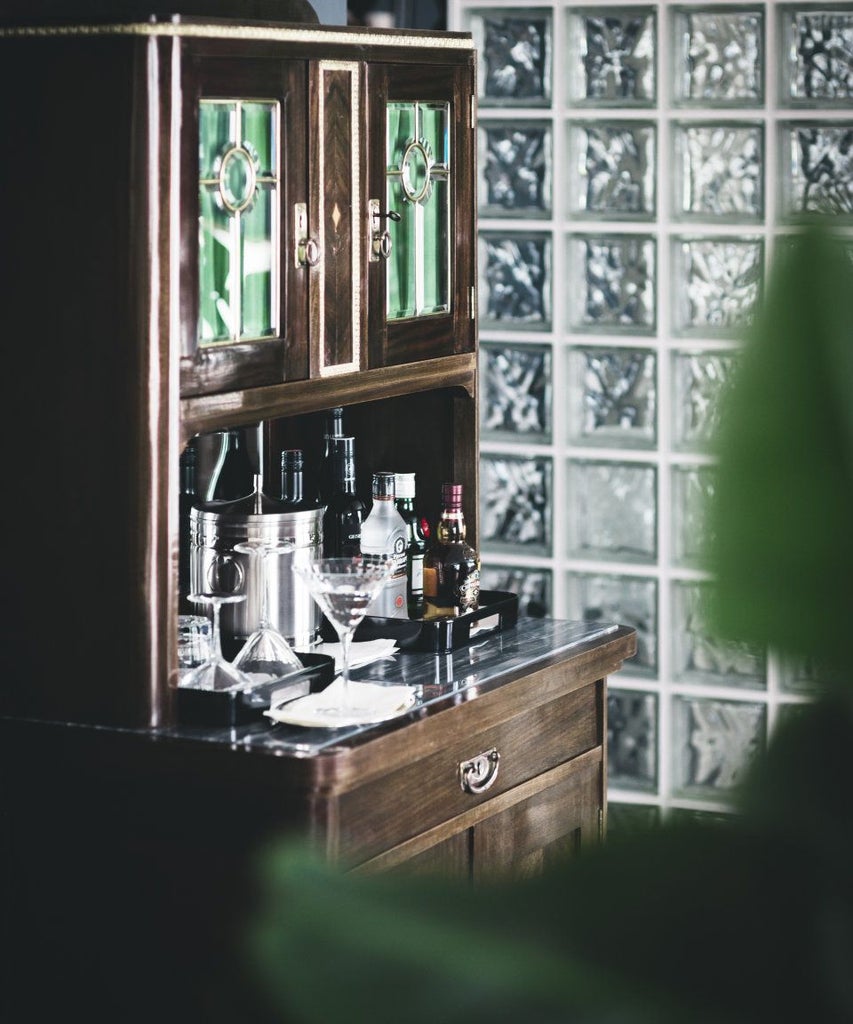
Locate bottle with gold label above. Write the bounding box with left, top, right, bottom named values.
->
left=423, top=482, right=480, bottom=618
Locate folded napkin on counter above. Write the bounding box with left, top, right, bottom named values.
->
left=309, top=638, right=399, bottom=673
left=264, top=676, right=417, bottom=729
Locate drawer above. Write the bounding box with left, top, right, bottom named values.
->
left=337, top=681, right=600, bottom=864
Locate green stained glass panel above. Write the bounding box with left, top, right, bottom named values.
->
left=422, top=177, right=449, bottom=313
left=387, top=102, right=416, bottom=169
left=240, top=188, right=274, bottom=338
left=198, top=186, right=234, bottom=342
left=387, top=179, right=416, bottom=318
left=420, top=103, right=449, bottom=166
left=199, top=102, right=235, bottom=177
left=241, top=102, right=275, bottom=176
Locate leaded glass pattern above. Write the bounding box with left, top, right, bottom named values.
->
left=468, top=8, right=552, bottom=105
left=674, top=121, right=764, bottom=220
left=568, top=121, right=656, bottom=218
left=478, top=122, right=552, bottom=216
left=568, top=346, right=657, bottom=448
left=198, top=99, right=278, bottom=345
left=568, top=459, right=657, bottom=563
left=479, top=233, right=552, bottom=329
left=480, top=454, right=552, bottom=554
left=568, top=234, right=656, bottom=333
left=566, top=572, right=658, bottom=676
left=672, top=236, right=763, bottom=335
left=480, top=342, right=552, bottom=442
left=479, top=563, right=553, bottom=617
left=672, top=696, right=765, bottom=796
left=780, top=121, right=853, bottom=218
left=608, top=689, right=658, bottom=790
left=672, top=581, right=766, bottom=688
left=781, top=6, right=853, bottom=104
left=566, top=7, right=657, bottom=106
left=386, top=101, right=451, bottom=319
left=671, top=464, right=715, bottom=568
left=673, top=7, right=764, bottom=106
left=672, top=349, right=737, bottom=451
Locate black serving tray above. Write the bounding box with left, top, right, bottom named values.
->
left=319, top=590, right=519, bottom=654
left=176, top=651, right=335, bottom=728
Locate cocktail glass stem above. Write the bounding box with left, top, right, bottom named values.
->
left=336, top=625, right=355, bottom=710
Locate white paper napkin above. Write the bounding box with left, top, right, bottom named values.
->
left=309, top=638, right=399, bottom=672
left=264, top=676, right=417, bottom=728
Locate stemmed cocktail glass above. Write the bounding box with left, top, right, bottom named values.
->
left=232, top=537, right=303, bottom=682
left=291, top=556, right=394, bottom=723
left=182, top=555, right=253, bottom=692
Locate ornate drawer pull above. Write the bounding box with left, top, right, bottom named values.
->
left=458, top=747, right=500, bottom=795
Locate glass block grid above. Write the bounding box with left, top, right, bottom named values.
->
left=454, top=0, right=853, bottom=822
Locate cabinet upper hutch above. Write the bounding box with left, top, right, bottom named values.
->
left=0, top=14, right=478, bottom=730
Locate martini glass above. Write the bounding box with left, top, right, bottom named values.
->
left=181, top=590, right=253, bottom=691
left=291, top=556, right=394, bottom=722
left=232, top=537, right=303, bottom=681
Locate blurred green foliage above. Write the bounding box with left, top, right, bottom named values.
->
left=245, top=221, right=853, bottom=1023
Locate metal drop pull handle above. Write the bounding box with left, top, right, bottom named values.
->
left=458, top=747, right=500, bottom=795
left=294, top=202, right=321, bottom=267
left=368, top=198, right=401, bottom=262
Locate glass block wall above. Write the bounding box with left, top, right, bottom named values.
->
left=448, top=0, right=853, bottom=828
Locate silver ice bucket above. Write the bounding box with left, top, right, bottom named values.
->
left=190, top=497, right=324, bottom=650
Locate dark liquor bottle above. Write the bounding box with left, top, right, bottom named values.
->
left=423, top=482, right=480, bottom=617
left=206, top=427, right=255, bottom=502
left=318, top=406, right=345, bottom=504
left=394, top=472, right=427, bottom=618
left=322, top=436, right=367, bottom=557
left=178, top=441, right=198, bottom=615
left=279, top=449, right=319, bottom=510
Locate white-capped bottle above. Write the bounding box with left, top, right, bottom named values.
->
left=359, top=471, right=409, bottom=619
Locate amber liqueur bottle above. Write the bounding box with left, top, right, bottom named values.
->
left=423, top=482, right=480, bottom=618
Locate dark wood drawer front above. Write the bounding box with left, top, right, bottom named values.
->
left=339, top=683, right=599, bottom=863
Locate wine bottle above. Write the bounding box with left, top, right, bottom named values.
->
left=423, top=482, right=480, bottom=617
left=279, top=449, right=319, bottom=510
left=178, top=441, right=198, bottom=615
left=394, top=472, right=427, bottom=618
left=359, top=471, right=409, bottom=619
left=318, top=406, right=345, bottom=504
left=206, top=428, right=255, bottom=502
left=322, top=436, right=367, bottom=557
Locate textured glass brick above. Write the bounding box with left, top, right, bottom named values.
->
left=568, top=459, right=657, bottom=563
left=779, top=655, right=838, bottom=695
left=568, top=121, right=656, bottom=219
left=672, top=236, right=763, bottom=336
left=569, top=346, right=656, bottom=449
left=780, top=122, right=853, bottom=218
left=671, top=464, right=716, bottom=568
left=478, top=121, right=552, bottom=216
left=674, top=121, right=764, bottom=220
left=481, top=342, right=552, bottom=442
left=672, top=349, right=737, bottom=451
left=480, top=453, right=552, bottom=555
left=673, top=7, right=764, bottom=106
left=608, top=688, right=658, bottom=790
left=479, top=233, right=552, bottom=330
left=666, top=808, right=736, bottom=828
left=479, top=563, right=552, bottom=617
left=781, top=7, right=853, bottom=104
left=468, top=8, right=552, bottom=106
left=672, top=580, right=767, bottom=688
left=672, top=695, right=766, bottom=796
left=567, top=572, right=658, bottom=676
left=568, top=234, right=656, bottom=334
left=566, top=7, right=656, bottom=106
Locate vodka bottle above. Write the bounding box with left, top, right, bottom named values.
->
left=359, top=471, right=409, bottom=618
left=423, top=482, right=480, bottom=616
left=394, top=472, right=427, bottom=618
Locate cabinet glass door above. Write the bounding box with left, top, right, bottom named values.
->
left=386, top=100, right=450, bottom=320
left=198, top=99, right=279, bottom=345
